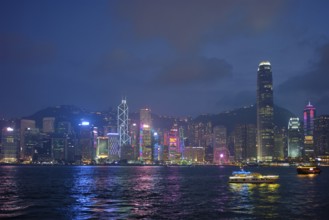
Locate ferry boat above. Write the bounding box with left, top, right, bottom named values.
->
left=229, top=170, right=279, bottom=183
left=296, top=166, right=321, bottom=174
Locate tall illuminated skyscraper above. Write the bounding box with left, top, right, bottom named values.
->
left=303, top=101, right=316, bottom=158
left=139, top=108, right=152, bottom=162
left=288, top=118, right=302, bottom=158
left=117, top=98, right=130, bottom=148
left=256, top=61, right=274, bottom=162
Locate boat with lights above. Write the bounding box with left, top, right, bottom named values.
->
left=296, top=165, right=321, bottom=174
left=229, top=170, right=279, bottom=183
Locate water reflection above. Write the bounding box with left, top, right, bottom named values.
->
left=69, top=166, right=133, bottom=219
left=0, top=166, right=31, bottom=218
left=228, top=183, right=280, bottom=218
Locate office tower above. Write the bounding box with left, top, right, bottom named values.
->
left=303, top=102, right=316, bottom=159
left=183, top=146, right=205, bottom=164
left=288, top=118, right=302, bottom=158
left=153, top=131, right=160, bottom=162
left=56, top=121, right=72, bottom=134
left=0, top=127, right=19, bottom=163
left=43, top=117, right=55, bottom=133
left=117, top=98, right=130, bottom=150
left=274, top=126, right=286, bottom=160
left=108, top=132, right=120, bottom=162
left=213, top=125, right=229, bottom=164
left=179, top=127, right=185, bottom=159
left=96, top=136, right=109, bottom=163
left=52, top=135, right=66, bottom=162
left=129, top=122, right=139, bottom=160
left=19, top=119, right=36, bottom=160
left=78, top=121, right=94, bottom=164
left=24, top=128, right=41, bottom=162
left=314, top=115, right=329, bottom=156
left=168, top=123, right=180, bottom=162
left=234, top=124, right=257, bottom=162
left=256, top=61, right=274, bottom=162
left=139, top=108, right=152, bottom=162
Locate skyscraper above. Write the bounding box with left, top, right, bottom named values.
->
left=256, top=61, right=274, bottom=162
left=288, top=118, right=302, bottom=158
left=303, top=102, right=316, bottom=159
left=139, top=108, right=152, bottom=162
left=117, top=98, right=131, bottom=152
left=314, top=115, right=329, bottom=157
left=213, top=125, right=229, bottom=164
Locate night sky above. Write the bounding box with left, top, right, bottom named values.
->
left=1, top=0, right=329, bottom=118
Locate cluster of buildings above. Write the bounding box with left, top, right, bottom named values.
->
left=1, top=62, right=329, bottom=165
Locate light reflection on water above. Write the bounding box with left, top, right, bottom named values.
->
left=0, top=166, right=329, bottom=219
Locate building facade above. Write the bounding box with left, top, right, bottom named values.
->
left=256, top=61, right=274, bottom=162
left=303, top=102, right=316, bottom=159
left=287, top=118, right=302, bottom=158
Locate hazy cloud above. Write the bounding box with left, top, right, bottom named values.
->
left=0, top=34, right=56, bottom=65
left=117, top=0, right=284, bottom=53
left=278, top=42, right=329, bottom=114
left=154, top=57, right=233, bottom=86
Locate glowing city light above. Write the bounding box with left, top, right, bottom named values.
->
left=7, top=127, right=14, bottom=132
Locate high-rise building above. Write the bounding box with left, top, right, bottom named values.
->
left=213, top=125, right=229, bottom=164
left=139, top=108, right=152, bottom=162
left=43, top=117, right=55, bottom=133
left=183, top=146, right=205, bottom=164
left=96, top=136, right=109, bottom=163
left=168, top=124, right=180, bottom=162
left=78, top=121, right=94, bottom=164
left=274, top=126, right=286, bottom=160
left=303, top=102, right=316, bottom=159
left=314, top=115, right=329, bottom=156
left=19, top=119, right=36, bottom=160
left=117, top=98, right=130, bottom=152
left=234, top=124, right=257, bottom=162
left=256, top=61, right=274, bottom=162
left=0, top=127, right=19, bottom=163
left=287, top=118, right=302, bottom=158
left=108, top=133, right=120, bottom=162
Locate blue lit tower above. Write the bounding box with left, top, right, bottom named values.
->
left=303, top=101, right=316, bottom=159
left=288, top=117, right=302, bottom=158
left=117, top=98, right=131, bottom=156
left=256, top=61, right=274, bottom=162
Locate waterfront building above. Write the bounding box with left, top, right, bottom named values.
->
left=256, top=61, right=274, bottom=162
left=184, top=146, right=205, bottom=164
left=213, top=125, right=229, bottom=164
left=234, top=124, right=257, bottom=162
left=287, top=118, right=302, bottom=158
left=19, top=119, right=36, bottom=161
left=52, top=134, right=67, bottom=162
left=169, top=124, right=180, bottom=162
left=0, top=127, right=19, bottom=163
left=108, top=133, right=120, bottom=162
left=314, top=115, right=329, bottom=157
left=78, top=121, right=94, bottom=164
left=96, top=136, right=109, bottom=163
left=24, top=128, right=41, bottom=162
left=129, top=122, right=139, bottom=160
left=303, top=102, right=316, bottom=159
left=117, top=98, right=131, bottom=157
left=139, top=108, right=152, bottom=163
left=274, top=126, right=286, bottom=160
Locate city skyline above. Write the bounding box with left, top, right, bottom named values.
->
left=1, top=0, right=329, bottom=118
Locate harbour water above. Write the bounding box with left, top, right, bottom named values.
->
left=0, top=165, right=328, bottom=219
